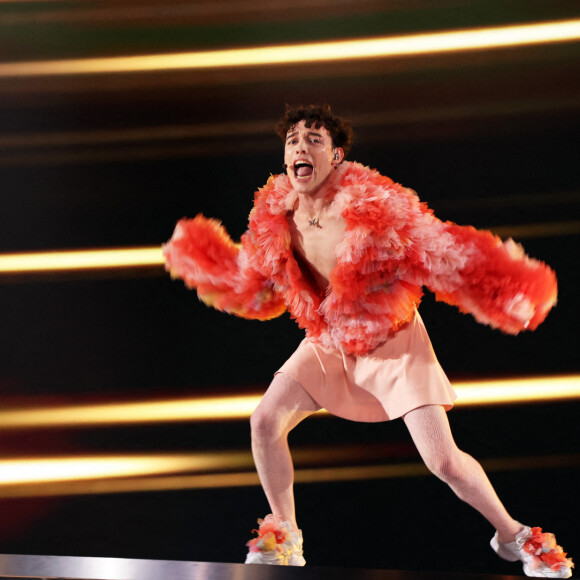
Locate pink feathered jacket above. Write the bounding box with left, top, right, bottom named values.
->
left=163, top=161, right=557, bottom=356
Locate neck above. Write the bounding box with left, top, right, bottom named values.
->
left=296, top=172, right=336, bottom=209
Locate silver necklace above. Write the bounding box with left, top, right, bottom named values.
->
left=307, top=202, right=328, bottom=228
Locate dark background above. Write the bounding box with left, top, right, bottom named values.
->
left=0, top=0, right=578, bottom=574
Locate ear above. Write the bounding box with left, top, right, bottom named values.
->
left=332, top=147, right=345, bottom=165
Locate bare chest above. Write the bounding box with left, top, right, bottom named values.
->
left=288, top=201, right=346, bottom=289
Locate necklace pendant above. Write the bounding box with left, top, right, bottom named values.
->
left=308, top=217, right=321, bottom=228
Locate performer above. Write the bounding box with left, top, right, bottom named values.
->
left=164, top=104, right=573, bottom=578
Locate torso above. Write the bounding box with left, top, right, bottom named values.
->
left=288, top=196, right=346, bottom=292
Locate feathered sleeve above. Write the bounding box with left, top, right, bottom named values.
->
left=162, top=214, right=286, bottom=320
left=398, top=192, right=558, bottom=334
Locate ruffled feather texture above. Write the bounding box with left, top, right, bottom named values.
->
left=430, top=225, right=557, bottom=334
left=524, top=527, right=574, bottom=572
left=164, top=162, right=557, bottom=355
left=253, top=163, right=556, bottom=353
left=163, top=215, right=286, bottom=320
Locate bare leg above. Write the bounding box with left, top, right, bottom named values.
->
left=403, top=405, right=522, bottom=542
left=250, top=372, right=321, bottom=529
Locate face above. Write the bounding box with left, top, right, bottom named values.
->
left=284, top=119, right=344, bottom=195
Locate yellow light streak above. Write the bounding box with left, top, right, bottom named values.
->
left=0, top=452, right=578, bottom=499
left=454, top=375, right=580, bottom=405
left=0, top=247, right=164, bottom=273
left=1, top=19, right=579, bottom=78
left=491, top=220, right=580, bottom=240
left=0, top=217, right=576, bottom=275
left=0, top=453, right=244, bottom=485
left=0, top=394, right=263, bottom=429
left=0, top=375, right=578, bottom=430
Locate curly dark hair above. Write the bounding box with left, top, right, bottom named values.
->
left=275, top=103, right=354, bottom=157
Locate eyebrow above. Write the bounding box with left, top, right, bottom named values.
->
left=285, top=130, right=326, bottom=142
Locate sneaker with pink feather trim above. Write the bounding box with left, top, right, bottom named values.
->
left=491, top=524, right=573, bottom=578
left=245, top=515, right=305, bottom=566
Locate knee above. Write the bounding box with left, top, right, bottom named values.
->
left=424, top=450, right=466, bottom=484
left=250, top=406, right=284, bottom=444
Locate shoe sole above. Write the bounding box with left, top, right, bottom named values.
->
left=523, top=563, right=572, bottom=578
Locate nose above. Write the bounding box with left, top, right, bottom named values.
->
left=294, top=134, right=308, bottom=153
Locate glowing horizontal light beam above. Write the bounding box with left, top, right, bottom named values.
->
left=0, top=395, right=263, bottom=429
left=1, top=19, right=579, bottom=78
left=0, top=375, right=578, bottom=430
left=0, top=452, right=578, bottom=498
left=0, top=452, right=252, bottom=486
left=454, top=375, right=580, bottom=405
left=0, top=217, right=576, bottom=274
left=0, top=247, right=163, bottom=272
left=491, top=220, right=580, bottom=239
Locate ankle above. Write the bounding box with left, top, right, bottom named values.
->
left=497, top=522, right=525, bottom=544
left=264, top=514, right=299, bottom=532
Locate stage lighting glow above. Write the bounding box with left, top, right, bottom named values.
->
left=0, top=375, right=577, bottom=430
left=0, top=219, right=577, bottom=276
left=0, top=394, right=264, bottom=429
left=0, top=452, right=253, bottom=486
left=0, top=19, right=579, bottom=78
left=0, top=247, right=164, bottom=272
left=0, top=451, right=578, bottom=498
left=455, top=375, right=580, bottom=405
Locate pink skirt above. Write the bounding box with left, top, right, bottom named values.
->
left=276, top=311, right=456, bottom=422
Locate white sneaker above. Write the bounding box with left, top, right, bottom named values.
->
left=245, top=547, right=287, bottom=565
left=491, top=525, right=573, bottom=578
left=245, top=515, right=306, bottom=566
left=285, top=528, right=306, bottom=566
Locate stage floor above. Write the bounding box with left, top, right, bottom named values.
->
left=0, top=554, right=523, bottom=580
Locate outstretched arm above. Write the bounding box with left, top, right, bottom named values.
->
left=163, top=215, right=286, bottom=321
left=401, top=195, right=557, bottom=334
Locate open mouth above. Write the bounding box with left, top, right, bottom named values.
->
left=294, top=161, right=313, bottom=178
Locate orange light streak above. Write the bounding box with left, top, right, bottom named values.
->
left=453, top=375, right=580, bottom=405
left=0, top=219, right=577, bottom=275
left=0, top=452, right=578, bottom=498
left=0, top=453, right=245, bottom=485
left=0, top=247, right=163, bottom=272
left=0, top=19, right=579, bottom=78
left=0, top=375, right=577, bottom=430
